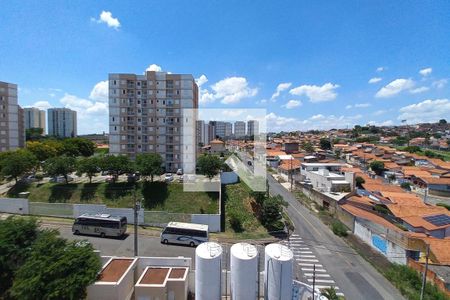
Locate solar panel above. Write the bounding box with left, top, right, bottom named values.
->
left=423, top=214, right=450, bottom=227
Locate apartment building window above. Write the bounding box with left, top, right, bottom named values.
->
left=122, top=90, right=126, bottom=94
left=177, top=90, right=180, bottom=95
left=113, top=80, right=117, bottom=85
left=137, top=91, right=141, bottom=95
left=137, top=81, right=141, bottom=87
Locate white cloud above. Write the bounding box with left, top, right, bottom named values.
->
left=28, top=101, right=53, bottom=110
left=375, top=78, right=415, bottom=98
left=91, top=11, right=121, bottom=30
left=210, top=77, right=258, bottom=104
left=289, top=82, right=339, bottom=103
left=282, top=100, right=302, bottom=109
left=265, top=112, right=362, bottom=131
left=89, top=80, right=108, bottom=102
left=271, top=82, right=292, bottom=100
left=419, top=67, right=432, bottom=76
left=409, top=86, right=429, bottom=94
left=432, top=79, right=448, bottom=89
left=376, top=67, right=385, bottom=72
left=373, top=110, right=386, bottom=116
left=145, top=64, right=162, bottom=72
left=367, top=120, right=394, bottom=126
left=59, top=91, right=108, bottom=134
left=368, top=77, right=382, bottom=84
left=345, top=105, right=352, bottom=109
left=355, top=103, right=371, bottom=108
left=398, top=99, right=450, bottom=124
left=195, top=75, right=208, bottom=87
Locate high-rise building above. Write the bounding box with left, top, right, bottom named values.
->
left=108, top=71, right=199, bottom=172
left=24, top=107, right=46, bottom=132
left=0, top=81, right=24, bottom=151
left=247, top=120, right=259, bottom=136
left=225, top=122, right=232, bottom=138
left=196, top=120, right=210, bottom=146
left=234, top=121, right=246, bottom=138
left=48, top=108, right=77, bottom=138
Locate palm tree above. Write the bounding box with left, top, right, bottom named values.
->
left=321, top=286, right=339, bottom=300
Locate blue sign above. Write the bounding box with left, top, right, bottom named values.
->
left=372, top=234, right=387, bottom=254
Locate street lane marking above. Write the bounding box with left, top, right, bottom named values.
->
left=301, top=268, right=327, bottom=272
left=297, top=263, right=323, bottom=267
left=307, top=278, right=335, bottom=284
left=296, top=258, right=319, bottom=262
left=298, top=251, right=313, bottom=254
left=314, top=285, right=340, bottom=290
left=297, top=255, right=316, bottom=258
left=304, top=273, right=331, bottom=278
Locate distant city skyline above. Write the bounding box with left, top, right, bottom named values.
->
left=1, top=2, right=449, bottom=134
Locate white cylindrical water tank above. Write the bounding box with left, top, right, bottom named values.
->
left=264, top=243, right=293, bottom=300
left=230, top=243, right=259, bottom=300
left=195, top=242, right=223, bottom=300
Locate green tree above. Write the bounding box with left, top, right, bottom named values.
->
left=388, top=173, right=396, bottom=183
left=61, top=138, right=96, bottom=157
left=319, top=138, right=332, bottom=150
left=100, top=155, right=133, bottom=182
left=301, top=142, right=314, bottom=153
left=76, top=157, right=100, bottom=183
left=25, top=127, right=44, bottom=141
left=369, top=160, right=385, bottom=176
left=438, top=119, right=447, bottom=125
left=261, top=195, right=285, bottom=231
left=197, top=154, right=222, bottom=180
left=136, top=153, right=163, bottom=182
left=355, top=176, right=365, bottom=188
left=10, top=230, right=101, bottom=300
left=250, top=191, right=267, bottom=206
left=44, top=155, right=76, bottom=184
left=0, top=150, right=37, bottom=183
left=0, top=217, right=39, bottom=297
left=321, top=286, right=340, bottom=300
left=26, top=140, right=58, bottom=162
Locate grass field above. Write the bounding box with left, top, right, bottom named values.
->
left=5, top=181, right=219, bottom=214
left=397, top=146, right=450, bottom=161
left=222, top=182, right=270, bottom=239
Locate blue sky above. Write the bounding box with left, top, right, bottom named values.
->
left=1, top=1, right=449, bottom=134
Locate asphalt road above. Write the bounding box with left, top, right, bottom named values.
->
left=267, top=174, right=405, bottom=300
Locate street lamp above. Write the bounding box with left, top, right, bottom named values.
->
left=133, top=186, right=142, bottom=256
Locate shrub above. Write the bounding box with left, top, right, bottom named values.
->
left=401, top=182, right=411, bottom=191
left=331, top=220, right=348, bottom=237
left=436, top=203, right=450, bottom=211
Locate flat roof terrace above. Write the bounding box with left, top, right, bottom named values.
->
left=98, top=258, right=134, bottom=282
left=139, top=267, right=170, bottom=285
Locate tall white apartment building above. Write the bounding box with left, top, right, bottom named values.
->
left=48, top=108, right=77, bottom=138
left=234, top=121, right=246, bottom=138
left=247, top=120, right=259, bottom=136
left=108, top=71, right=199, bottom=172
left=196, top=120, right=210, bottom=146
left=0, top=81, right=25, bottom=151
left=225, top=122, right=232, bottom=138
left=24, top=107, right=46, bottom=132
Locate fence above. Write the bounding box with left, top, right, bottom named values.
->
left=0, top=198, right=221, bottom=232
left=407, top=258, right=450, bottom=296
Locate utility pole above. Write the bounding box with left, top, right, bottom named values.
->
left=420, top=244, right=430, bottom=300
left=133, top=185, right=141, bottom=257
left=312, top=264, right=316, bottom=300
left=290, top=156, right=293, bottom=191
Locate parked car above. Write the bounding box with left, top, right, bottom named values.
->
left=176, top=168, right=183, bottom=175
left=127, top=173, right=141, bottom=183
left=164, top=173, right=174, bottom=182
left=50, top=175, right=74, bottom=183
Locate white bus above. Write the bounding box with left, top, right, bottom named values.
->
left=72, top=214, right=127, bottom=238
left=160, top=222, right=209, bottom=247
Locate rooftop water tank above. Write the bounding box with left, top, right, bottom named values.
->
left=264, top=243, right=293, bottom=300
left=230, top=243, right=258, bottom=300
left=195, top=242, right=222, bottom=300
